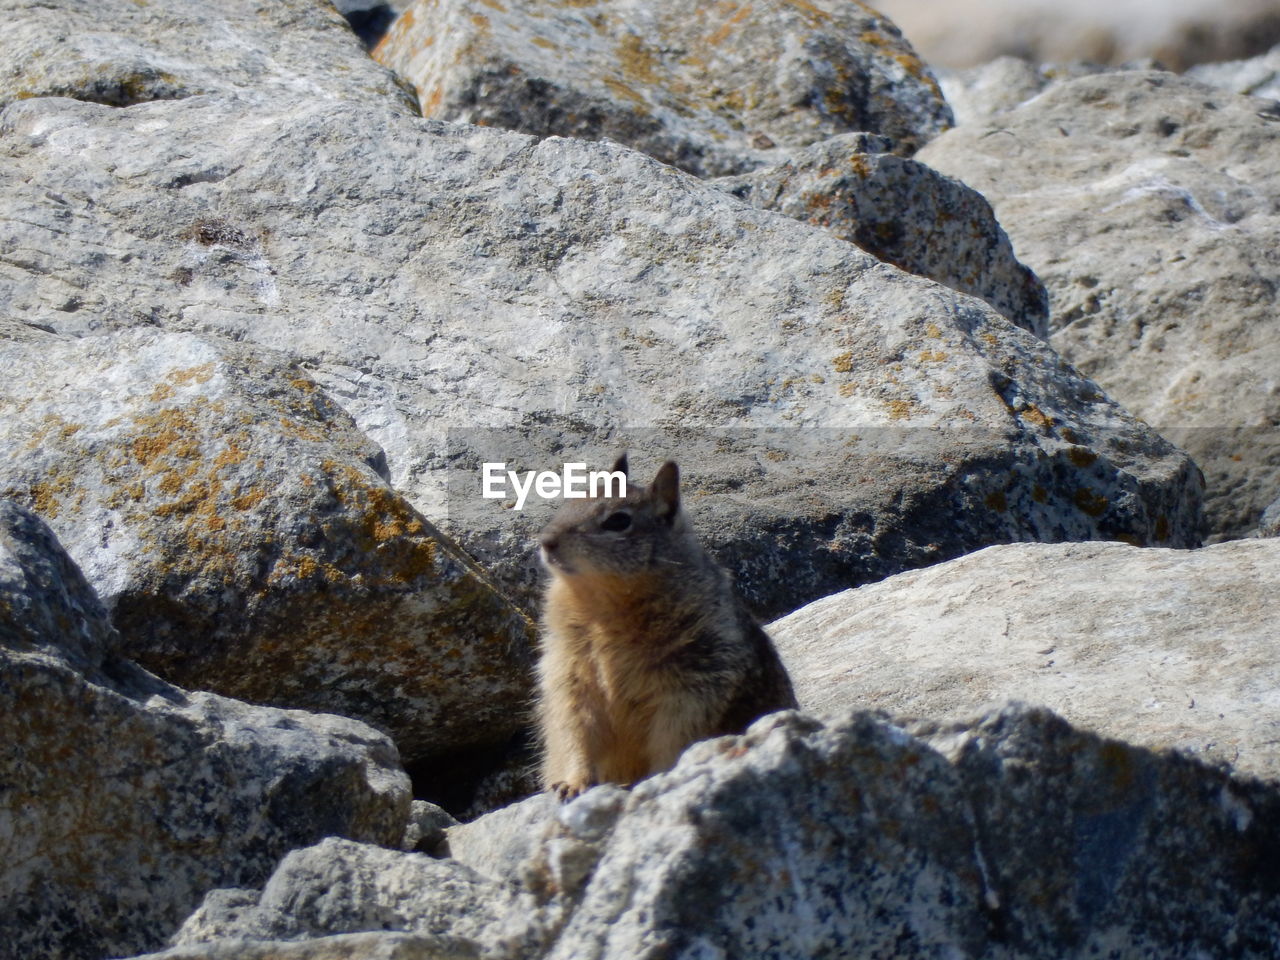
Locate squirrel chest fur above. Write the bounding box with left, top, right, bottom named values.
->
left=535, top=456, right=797, bottom=799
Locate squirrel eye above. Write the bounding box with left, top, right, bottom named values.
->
left=600, top=511, right=632, bottom=532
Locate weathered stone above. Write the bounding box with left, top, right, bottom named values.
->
left=126, top=933, right=473, bottom=960
left=1187, top=43, right=1280, bottom=102
left=869, top=0, right=1280, bottom=71
left=920, top=71, right=1280, bottom=537
left=155, top=706, right=1280, bottom=959
left=0, top=0, right=415, bottom=111
left=373, top=0, right=952, bottom=175
left=0, top=500, right=411, bottom=960
left=170, top=838, right=511, bottom=952
left=403, top=800, right=460, bottom=854
left=936, top=57, right=1146, bottom=127
left=1258, top=496, right=1280, bottom=538
left=0, top=328, right=536, bottom=763
left=771, top=538, right=1280, bottom=783
left=0, top=93, right=1204, bottom=620
left=714, top=132, right=1050, bottom=333
left=437, top=791, right=560, bottom=880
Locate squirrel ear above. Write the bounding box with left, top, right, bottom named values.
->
left=610, top=451, right=629, bottom=479
left=650, top=460, right=680, bottom=520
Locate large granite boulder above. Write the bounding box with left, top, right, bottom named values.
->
left=0, top=93, right=1203, bottom=619
left=0, top=328, right=535, bottom=764
left=771, top=537, right=1280, bottom=784
left=372, top=0, right=952, bottom=175
left=133, top=705, right=1280, bottom=959
left=919, top=71, right=1280, bottom=538
left=0, top=500, right=411, bottom=960
left=714, top=132, right=1050, bottom=334
left=0, top=0, right=415, bottom=111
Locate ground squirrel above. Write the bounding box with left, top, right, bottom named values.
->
left=535, top=454, right=798, bottom=800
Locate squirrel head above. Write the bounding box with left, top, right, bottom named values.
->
left=538, top=453, right=696, bottom=579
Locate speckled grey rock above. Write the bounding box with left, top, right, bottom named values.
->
left=920, top=71, right=1280, bottom=538
left=0, top=0, right=415, bottom=111
left=530, top=707, right=1280, bottom=959
left=373, top=0, right=952, bottom=175
left=771, top=538, right=1280, bottom=783
left=869, top=0, right=1280, bottom=71
left=154, top=705, right=1280, bottom=959
left=438, top=791, right=560, bottom=880
left=170, top=838, right=512, bottom=953
left=0, top=500, right=411, bottom=960
left=0, top=328, right=535, bottom=763
left=1187, top=44, right=1280, bottom=102
left=715, top=132, right=1050, bottom=333
left=125, top=933, right=472, bottom=960
left=0, top=93, right=1206, bottom=619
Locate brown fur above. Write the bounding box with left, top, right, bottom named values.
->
left=536, top=456, right=798, bottom=799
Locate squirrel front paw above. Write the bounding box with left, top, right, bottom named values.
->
left=551, top=780, right=592, bottom=802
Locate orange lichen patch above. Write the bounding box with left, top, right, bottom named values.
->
left=617, top=33, right=662, bottom=86
left=127, top=411, right=202, bottom=469
left=602, top=76, right=648, bottom=108
left=1067, top=446, right=1099, bottom=468
left=848, top=154, right=872, bottom=179
left=838, top=383, right=857, bottom=398
left=166, top=363, right=214, bottom=387
left=477, top=0, right=507, bottom=10
left=925, top=322, right=942, bottom=338
left=918, top=349, right=947, bottom=364
left=763, top=448, right=788, bottom=462
left=213, top=441, right=248, bottom=473
left=230, top=488, right=267, bottom=512
left=886, top=398, right=916, bottom=420
left=831, top=352, right=854, bottom=374
left=1020, top=405, right=1054, bottom=432
left=706, top=4, right=753, bottom=46
left=25, top=473, right=77, bottom=519
left=530, top=35, right=558, bottom=49
left=782, top=0, right=832, bottom=26
left=150, top=383, right=176, bottom=403
left=1074, top=487, right=1109, bottom=517
left=278, top=417, right=327, bottom=444
left=470, top=13, right=491, bottom=30
left=288, top=377, right=316, bottom=394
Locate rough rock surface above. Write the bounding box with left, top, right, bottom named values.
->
left=1259, top=496, right=1280, bottom=538
left=170, top=838, right=509, bottom=950
left=1187, top=43, right=1280, bottom=102
left=0, top=0, right=415, bottom=111
left=920, top=71, right=1280, bottom=538
left=0, top=93, right=1203, bottom=619
left=0, top=500, right=411, bottom=960
left=373, top=0, right=952, bottom=175
left=715, top=132, right=1050, bottom=333
left=0, top=328, right=535, bottom=763
left=771, top=538, right=1280, bottom=783
left=870, top=0, right=1280, bottom=70
left=138, top=706, right=1280, bottom=959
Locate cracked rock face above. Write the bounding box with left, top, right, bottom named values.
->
left=373, top=0, right=953, bottom=175
left=0, top=501, right=411, bottom=960
left=0, top=329, right=536, bottom=763
left=920, top=71, right=1280, bottom=538
left=0, top=93, right=1202, bottom=620
left=0, top=0, right=416, bottom=111
left=771, top=537, right=1280, bottom=784
left=136, top=705, right=1280, bottom=960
